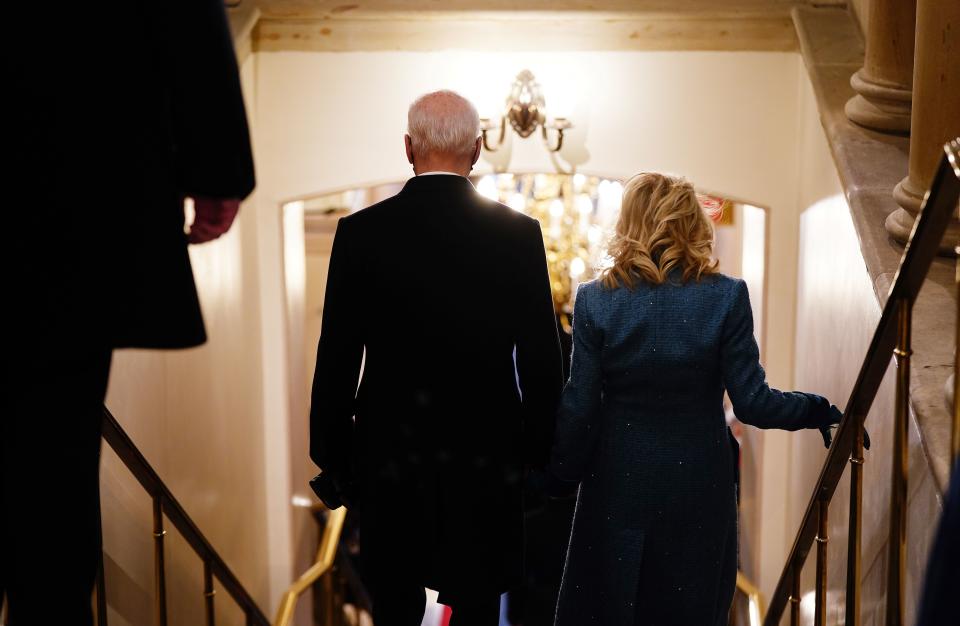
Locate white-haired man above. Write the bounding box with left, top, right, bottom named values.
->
left=309, top=90, right=563, bottom=625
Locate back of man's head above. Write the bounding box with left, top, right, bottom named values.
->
left=407, top=90, right=480, bottom=159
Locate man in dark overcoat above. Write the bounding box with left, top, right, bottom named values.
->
left=309, top=90, right=563, bottom=626
left=1, top=2, right=255, bottom=624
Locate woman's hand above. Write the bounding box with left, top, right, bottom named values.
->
left=818, top=405, right=872, bottom=450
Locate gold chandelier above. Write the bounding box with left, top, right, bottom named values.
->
left=476, top=173, right=622, bottom=325
left=480, top=70, right=573, bottom=153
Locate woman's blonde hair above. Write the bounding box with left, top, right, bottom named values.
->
left=600, top=172, right=718, bottom=289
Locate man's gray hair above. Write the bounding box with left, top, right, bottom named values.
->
left=407, top=90, right=481, bottom=157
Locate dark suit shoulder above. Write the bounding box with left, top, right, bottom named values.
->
left=339, top=195, right=399, bottom=226
left=472, top=195, right=540, bottom=230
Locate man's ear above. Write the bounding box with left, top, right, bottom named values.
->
left=471, top=136, right=482, bottom=165
left=405, top=134, right=415, bottom=165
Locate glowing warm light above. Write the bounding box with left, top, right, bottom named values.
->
left=573, top=173, right=587, bottom=191
left=570, top=257, right=586, bottom=278
left=597, top=180, right=624, bottom=226
left=588, top=225, right=604, bottom=244
left=291, top=494, right=313, bottom=508
left=508, top=193, right=526, bottom=212
left=549, top=199, right=565, bottom=218
left=576, top=194, right=593, bottom=216
left=800, top=590, right=816, bottom=623
left=741, top=204, right=767, bottom=351
left=477, top=176, right=499, bottom=201
left=281, top=201, right=307, bottom=316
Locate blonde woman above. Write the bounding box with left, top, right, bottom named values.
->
left=546, top=173, right=844, bottom=625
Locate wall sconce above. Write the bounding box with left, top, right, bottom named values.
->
left=480, top=70, right=573, bottom=153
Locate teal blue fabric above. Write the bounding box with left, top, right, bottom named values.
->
left=550, top=273, right=830, bottom=625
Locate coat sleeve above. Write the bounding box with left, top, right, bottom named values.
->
left=514, top=219, right=565, bottom=468
left=163, top=0, right=255, bottom=200
left=548, top=284, right=603, bottom=483
left=721, top=279, right=832, bottom=430
left=309, top=218, right=364, bottom=476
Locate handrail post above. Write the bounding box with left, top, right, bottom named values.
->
left=886, top=297, right=912, bottom=626
left=845, top=418, right=865, bottom=626
left=789, top=560, right=801, bottom=626
left=814, top=499, right=829, bottom=626
left=153, top=496, right=168, bottom=626
left=204, top=559, right=216, bottom=626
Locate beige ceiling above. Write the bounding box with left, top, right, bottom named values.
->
left=255, top=1, right=812, bottom=18
left=237, top=0, right=844, bottom=52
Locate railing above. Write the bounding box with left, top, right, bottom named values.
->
left=763, top=139, right=960, bottom=626
left=97, top=408, right=270, bottom=626
left=273, top=506, right=347, bottom=626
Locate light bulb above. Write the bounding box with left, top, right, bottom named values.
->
left=550, top=199, right=565, bottom=218
left=573, top=173, right=587, bottom=191
left=576, top=194, right=593, bottom=216
left=588, top=225, right=603, bottom=244
left=570, top=257, right=586, bottom=278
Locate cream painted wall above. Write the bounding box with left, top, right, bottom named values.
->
left=99, top=54, right=284, bottom=625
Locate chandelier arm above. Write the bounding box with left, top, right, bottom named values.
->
left=542, top=124, right=565, bottom=152
left=482, top=115, right=508, bottom=152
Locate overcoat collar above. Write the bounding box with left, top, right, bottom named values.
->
left=400, top=174, right=477, bottom=196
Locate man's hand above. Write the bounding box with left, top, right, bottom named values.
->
left=187, top=196, right=240, bottom=244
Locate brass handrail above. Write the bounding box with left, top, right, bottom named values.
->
left=99, top=407, right=270, bottom=626
left=735, top=571, right=765, bottom=626
left=763, top=139, right=960, bottom=625
left=273, top=505, right=347, bottom=626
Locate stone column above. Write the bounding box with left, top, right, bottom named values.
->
left=887, top=0, right=960, bottom=252
left=845, top=0, right=916, bottom=133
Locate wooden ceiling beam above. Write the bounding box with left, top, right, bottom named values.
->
left=253, top=13, right=798, bottom=52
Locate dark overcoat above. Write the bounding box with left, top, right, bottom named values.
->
left=310, top=175, right=564, bottom=600
left=6, top=0, right=255, bottom=355
left=550, top=275, right=832, bottom=625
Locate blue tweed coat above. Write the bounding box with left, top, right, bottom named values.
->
left=550, top=273, right=831, bottom=626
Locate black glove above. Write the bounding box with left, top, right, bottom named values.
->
left=818, top=405, right=872, bottom=451
left=309, top=472, right=358, bottom=510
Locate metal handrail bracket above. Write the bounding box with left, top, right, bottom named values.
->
left=273, top=506, right=347, bottom=626
left=736, top=571, right=766, bottom=626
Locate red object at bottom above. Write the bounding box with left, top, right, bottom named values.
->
left=441, top=605, right=453, bottom=626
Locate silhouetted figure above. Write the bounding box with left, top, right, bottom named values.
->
left=2, top=2, right=254, bottom=624
left=546, top=173, right=842, bottom=626
left=309, top=91, right=563, bottom=626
